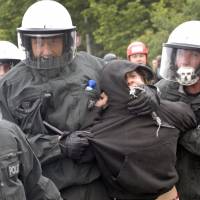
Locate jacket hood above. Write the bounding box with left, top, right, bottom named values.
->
left=100, top=60, right=153, bottom=108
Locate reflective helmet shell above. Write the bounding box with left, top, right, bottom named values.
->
left=127, top=41, right=148, bottom=59
left=0, top=41, right=24, bottom=61
left=167, top=21, right=200, bottom=48
left=18, top=0, right=75, bottom=31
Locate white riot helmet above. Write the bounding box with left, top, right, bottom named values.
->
left=17, top=0, right=76, bottom=70
left=160, top=20, right=200, bottom=85
left=0, top=41, right=24, bottom=77
left=0, top=41, right=24, bottom=66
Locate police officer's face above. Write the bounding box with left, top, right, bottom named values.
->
left=126, top=71, right=145, bottom=88
left=129, top=53, right=147, bottom=65
left=31, top=36, right=64, bottom=58
left=176, top=49, right=200, bottom=69
left=0, top=64, right=11, bottom=77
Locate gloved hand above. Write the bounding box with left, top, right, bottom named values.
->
left=59, top=131, right=89, bottom=161
left=127, top=85, right=160, bottom=116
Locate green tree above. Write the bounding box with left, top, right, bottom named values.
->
left=1, top=0, right=200, bottom=60
left=0, top=0, right=34, bottom=44
left=141, top=0, right=200, bottom=61
left=85, top=0, right=152, bottom=58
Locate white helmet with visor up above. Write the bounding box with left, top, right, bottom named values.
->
left=17, top=0, right=76, bottom=69
left=160, top=20, right=200, bottom=85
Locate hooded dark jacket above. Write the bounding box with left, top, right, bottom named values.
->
left=88, top=60, right=196, bottom=200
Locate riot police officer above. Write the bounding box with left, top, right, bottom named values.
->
left=0, top=119, right=62, bottom=200
left=0, top=41, right=24, bottom=77
left=156, top=20, right=200, bottom=200
left=0, top=1, right=108, bottom=199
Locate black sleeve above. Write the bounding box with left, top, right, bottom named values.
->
left=0, top=84, right=62, bottom=165
left=26, top=133, right=62, bottom=165
left=157, top=100, right=197, bottom=132
left=80, top=106, right=103, bottom=130
left=179, top=127, right=200, bottom=156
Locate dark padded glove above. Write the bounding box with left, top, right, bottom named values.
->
left=59, top=131, right=89, bottom=161
left=127, top=85, right=160, bottom=116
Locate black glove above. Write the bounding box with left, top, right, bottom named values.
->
left=59, top=131, right=89, bottom=161
left=127, top=85, right=160, bottom=116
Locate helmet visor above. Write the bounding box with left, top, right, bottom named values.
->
left=30, top=34, right=64, bottom=59
left=18, top=30, right=76, bottom=69
left=160, top=44, right=200, bottom=84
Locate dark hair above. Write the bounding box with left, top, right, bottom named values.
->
left=135, top=68, right=150, bottom=84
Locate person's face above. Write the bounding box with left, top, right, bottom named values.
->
left=0, top=64, right=11, bottom=77
left=126, top=71, right=145, bottom=88
left=152, top=59, right=158, bottom=70
left=31, top=36, right=64, bottom=58
left=176, top=49, right=200, bottom=69
left=129, top=53, right=147, bottom=65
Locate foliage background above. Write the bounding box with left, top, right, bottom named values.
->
left=0, top=0, right=200, bottom=63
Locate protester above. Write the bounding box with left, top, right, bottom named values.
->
left=78, top=60, right=196, bottom=200
left=0, top=119, right=62, bottom=200
left=156, top=20, right=200, bottom=200
left=0, top=41, right=24, bottom=77
left=126, top=41, right=157, bottom=83
left=127, top=41, right=149, bottom=65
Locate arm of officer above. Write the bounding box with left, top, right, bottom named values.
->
left=0, top=92, right=63, bottom=165
left=11, top=123, right=63, bottom=200
left=0, top=86, right=100, bottom=189
left=179, top=127, right=200, bottom=156
left=26, top=133, right=62, bottom=165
